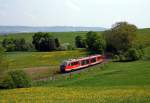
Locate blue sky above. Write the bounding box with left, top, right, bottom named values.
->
left=0, top=0, right=149, bottom=28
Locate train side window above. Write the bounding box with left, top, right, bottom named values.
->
left=91, top=58, right=96, bottom=63
left=71, top=62, right=74, bottom=66
left=81, top=59, right=89, bottom=65
left=86, top=59, right=89, bottom=64
left=81, top=60, right=86, bottom=65
left=74, top=62, right=79, bottom=65
left=81, top=60, right=85, bottom=65
left=71, top=62, right=79, bottom=66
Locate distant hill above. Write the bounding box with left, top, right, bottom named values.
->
left=0, top=26, right=106, bottom=34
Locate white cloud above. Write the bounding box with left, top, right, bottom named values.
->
left=24, top=12, right=36, bottom=20
left=66, top=0, right=81, bottom=12
left=0, top=10, right=6, bottom=17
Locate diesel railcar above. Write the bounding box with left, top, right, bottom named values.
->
left=60, top=54, right=104, bottom=72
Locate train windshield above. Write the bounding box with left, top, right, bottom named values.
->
left=61, top=61, right=68, bottom=66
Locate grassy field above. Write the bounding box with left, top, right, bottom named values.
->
left=3, top=49, right=87, bottom=80
left=1, top=60, right=150, bottom=102
left=0, top=87, right=150, bottom=103
left=0, top=29, right=150, bottom=103
left=5, top=49, right=87, bottom=69
left=0, top=47, right=150, bottom=102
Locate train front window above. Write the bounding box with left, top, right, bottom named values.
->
left=62, top=61, right=68, bottom=66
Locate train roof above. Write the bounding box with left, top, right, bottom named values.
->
left=64, top=54, right=102, bottom=63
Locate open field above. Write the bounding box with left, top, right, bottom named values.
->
left=1, top=59, right=150, bottom=102
left=3, top=49, right=87, bottom=80
left=5, top=49, right=87, bottom=69
left=0, top=86, right=150, bottom=103
left=0, top=29, right=150, bottom=103
left=0, top=47, right=150, bottom=102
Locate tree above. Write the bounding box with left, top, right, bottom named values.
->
left=93, top=35, right=106, bottom=53
left=86, top=31, right=106, bottom=53
left=55, top=38, right=60, bottom=48
left=13, top=38, right=28, bottom=51
left=2, top=38, right=15, bottom=51
left=32, top=32, right=59, bottom=51
left=86, top=31, right=97, bottom=50
left=75, top=35, right=86, bottom=48
left=2, top=38, right=28, bottom=52
left=104, top=22, right=137, bottom=53
left=0, top=46, right=4, bottom=65
left=0, top=46, right=6, bottom=73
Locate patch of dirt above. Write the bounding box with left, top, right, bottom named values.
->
left=25, top=67, right=50, bottom=76
left=24, top=65, right=60, bottom=81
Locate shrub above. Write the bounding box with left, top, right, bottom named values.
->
left=126, top=48, right=141, bottom=61
left=58, top=43, right=75, bottom=51
left=0, top=70, right=32, bottom=89
left=75, top=35, right=86, bottom=48
left=0, top=74, right=15, bottom=89
left=6, top=44, right=16, bottom=52
left=113, top=55, right=120, bottom=61
left=119, top=54, right=126, bottom=61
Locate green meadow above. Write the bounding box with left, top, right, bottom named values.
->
left=0, top=29, right=150, bottom=103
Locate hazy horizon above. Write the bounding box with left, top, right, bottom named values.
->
left=0, top=0, right=149, bottom=28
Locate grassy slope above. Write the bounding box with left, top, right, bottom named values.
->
left=0, top=47, right=150, bottom=103
left=136, top=28, right=150, bottom=46
left=0, top=29, right=150, bottom=103
left=5, top=49, right=87, bottom=69
left=1, top=60, right=150, bottom=102
left=4, top=49, right=87, bottom=80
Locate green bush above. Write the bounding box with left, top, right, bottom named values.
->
left=112, top=48, right=144, bottom=62
left=0, top=74, right=15, bottom=89
left=113, top=55, right=120, bottom=61
left=119, top=54, right=126, bottom=61
left=126, top=48, right=142, bottom=61
left=0, top=70, right=32, bottom=89
left=75, top=35, right=86, bottom=48
left=58, top=43, right=75, bottom=51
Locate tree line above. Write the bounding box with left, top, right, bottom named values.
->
left=0, top=21, right=145, bottom=61
left=1, top=32, right=75, bottom=52
left=75, top=22, right=144, bottom=61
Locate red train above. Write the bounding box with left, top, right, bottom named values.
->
left=60, top=54, right=105, bottom=72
